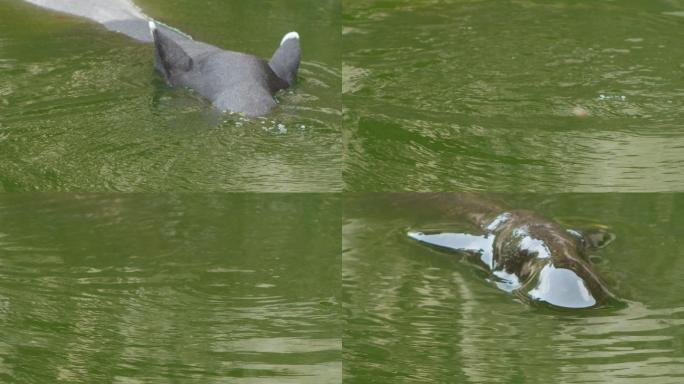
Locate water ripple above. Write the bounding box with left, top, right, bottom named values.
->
left=344, top=0, right=684, bottom=191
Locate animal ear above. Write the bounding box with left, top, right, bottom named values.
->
left=269, top=31, right=301, bottom=87
left=149, top=22, right=193, bottom=83
left=581, top=227, right=615, bottom=249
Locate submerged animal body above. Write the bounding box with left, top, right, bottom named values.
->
left=149, top=24, right=300, bottom=117
left=23, top=0, right=152, bottom=41
left=21, top=0, right=300, bottom=116
left=405, top=194, right=617, bottom=309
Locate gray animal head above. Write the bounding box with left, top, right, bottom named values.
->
left=408, top=210, right=617, bottom=309
left=150, top=22, right=301, bottom=116
left=490, top=211, right=616, bottom=309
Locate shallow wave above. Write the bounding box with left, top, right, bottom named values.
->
left=344, top=0, right=684, bottom=191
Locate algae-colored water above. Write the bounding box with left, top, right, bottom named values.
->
left=0, top=0, right=341, bottom=192
left=3, top=0, right=684, bottom=383
left=343, top=0, right=684, bottom=192
left=0, top=193, right=341, bottom=383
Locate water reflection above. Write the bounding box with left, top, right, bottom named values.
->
left=0, top=194, right=341, bottom=383
left=552, top=301, right=684, bottom=383
left=404, top=193, right=616, bottom=309
left=343, top=0, right=684, bottom=191
left=344, top=194, right=684, bottom=383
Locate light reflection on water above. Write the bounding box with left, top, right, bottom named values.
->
left=0, top=194, right=341, bottom=383
left=343, top=194, right=684, bottom=383
left=343, top=0, right=684, bottom=191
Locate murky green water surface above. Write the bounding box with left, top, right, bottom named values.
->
left=343, top=1, right=684, bottom=191
left=0, top=0, right=341, bottom=191
left=0, top=193, right=341, bottom=383
left=344, top=193, right=684, bottom=383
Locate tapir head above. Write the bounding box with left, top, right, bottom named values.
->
left=149, top=22, right=301, bottom=116
left=492, top=217, right=617, bottom=309
left=408, top=211, right=618, bottom=309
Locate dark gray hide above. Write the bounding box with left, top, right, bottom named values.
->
left=21, top=1, right=301, bottom=116
left=151, top=24, right=301, bottom=117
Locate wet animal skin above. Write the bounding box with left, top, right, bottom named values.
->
left=150, top=23, right=300, bottom=117
left=404, top=194, right=617, bottom=309
left=21, top=0, right=301, bottom=116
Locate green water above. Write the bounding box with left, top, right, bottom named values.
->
left=343, top=0, right=684, bottom=191
left=3, top=0, right=684, bottom=382
left=344, top=193, right=684, bottom=383
left=0, top=0, right=341, bottom=192
left=0, top=193, right=341, bottom=383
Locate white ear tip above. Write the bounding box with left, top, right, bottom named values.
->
left=148, top=21, right=157, bottom=35
left=280, top=31, right=299, bottom=46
